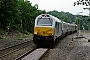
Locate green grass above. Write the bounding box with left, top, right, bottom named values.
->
left=0, top=37, right=3, bottom=39
left=16, top=34, right=33, bottom=40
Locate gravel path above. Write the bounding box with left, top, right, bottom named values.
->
left=42, top=31, right=90, bottom=60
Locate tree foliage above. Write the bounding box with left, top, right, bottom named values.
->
left=0, top=0, right=45, bottom=33
left=47, top=10, right=76, bottom=23
left=74, top=0, right=90, bottom=6
left=74, top=0, right=90, bottom=30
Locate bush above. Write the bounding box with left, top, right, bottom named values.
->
left=0, top=31, right=4, bottom=35
left=18, top=29, right=28, bottom=34
left=0, top=36, right=3, bottom=39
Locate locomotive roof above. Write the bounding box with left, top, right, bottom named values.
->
left=36, top=14, right=77, bottom=26
left=36, top=14, right=62, bottom=22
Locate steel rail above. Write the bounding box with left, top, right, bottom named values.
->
left=15, top=48, right=49, bottom=60
left=0, top=40, right=32, bottom=58
left=15, top=47, right=38, bottom=60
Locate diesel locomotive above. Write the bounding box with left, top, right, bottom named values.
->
left=33, top=14, right=77, bottom=46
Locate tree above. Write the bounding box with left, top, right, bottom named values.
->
left=17, top=0, right=39, bottom=33
left=74, top=0, right=90, bottom=6
left=0, top=0, right=18, bottom=30
left=47, top=10, right=76, bottom=23
left=74, top=0, right=90, bottom=30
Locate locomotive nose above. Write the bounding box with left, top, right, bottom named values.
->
left=34, top=27, right=54, bottom=36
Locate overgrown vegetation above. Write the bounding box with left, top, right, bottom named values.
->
left=16, top=34, right=32, bottom=40
left=73, top=0, right=90, bottom=30
left=0, top=0, right=46, bottom=34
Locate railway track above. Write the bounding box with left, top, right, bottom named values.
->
left=0, top=40, right=33, bottom=58
left=15, top=48, right=49, bottom=60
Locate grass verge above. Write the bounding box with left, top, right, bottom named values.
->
left=16, top=34, right=33, bottom=40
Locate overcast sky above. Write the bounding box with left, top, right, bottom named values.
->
left=29, top=0, right=89, bottom=16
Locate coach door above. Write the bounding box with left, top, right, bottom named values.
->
left=59, top=22, right=62, bottom=36
left=55, top=22, right=60, bottom=37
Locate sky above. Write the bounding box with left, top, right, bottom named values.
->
left=29, top=0, right=89, bottom=16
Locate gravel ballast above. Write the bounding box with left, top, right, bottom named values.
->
left=42, top=31, right=90, bottom=60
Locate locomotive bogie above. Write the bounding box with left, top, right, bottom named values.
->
left=33, top=36, right=55, bottom=46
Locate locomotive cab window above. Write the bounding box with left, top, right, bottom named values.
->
left=37, top=18, right=53, bottom=26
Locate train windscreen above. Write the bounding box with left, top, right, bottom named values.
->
left=37, top=18, right=53, bottom=26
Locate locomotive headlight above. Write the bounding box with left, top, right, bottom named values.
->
left=34, top=32, right=37, bottom=34
left=49, top=33, right=53, bottom=36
